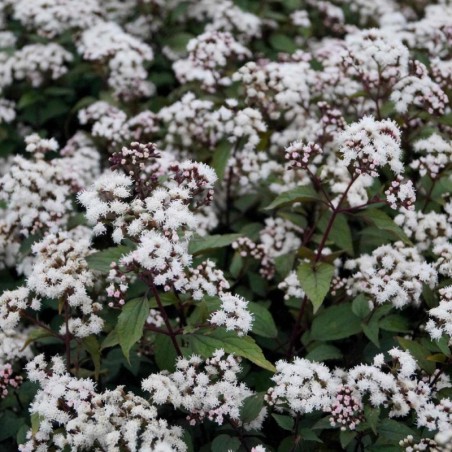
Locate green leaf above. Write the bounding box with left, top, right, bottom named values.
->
left=86, top=245, right=133, bottom=272
left=0, top=412, right=23, bottom=441
left=357, top=209, right=411, bottom=245
left=297, top=262, right=335, bottom=312
left=311, top=303, right=362, bottom=341
left=379, top=315, right=410, bottom=333
left=154, top=334, right=177, bottom=372
left=187, top=328, right=275, bottom=372
left=364, top=405, right=380, bottom=435
left=269, top=33, right=297, bottom=52
left=362, top=319, right=380, bottom=347
left=306, top=344, right=342, bottom=362
left=265, top=185, right=319, bottom=210
left=212, top=434, right=241, bottom=452
left=272, top=414, right=294, bottom=431
left=248, top=302, right=277, bottom=338
left=116, top=297, right=150, bottom=362
left=188, top=233, right=242, bottom=255
left=101, top=329, right=119, bottom=350
left=22, top=327, right=55, bottom=350
left=340, top=430, right=356, bottom=448
left=397, top=337, right=435, bottom=374
left=166, top=32, right=194, bottom=52
left=274, top=252, right=296, bottom=278
left=240, top=393, right=265, bottom=424
left=318, top=213, right=354, bottom=255
left=82, top=336, right=101, bottom=380
left=212, top=141, right=232, bottom=182
left=377, top=419, right=417, bottom=443
left=299, top=428, right=322, bottom=443
left=352, top=294, right=371, bottom=319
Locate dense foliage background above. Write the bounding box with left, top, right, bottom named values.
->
left=0, top=0, right=451, bottom=450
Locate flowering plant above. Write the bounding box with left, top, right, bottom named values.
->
left=0, top=0, right=451, bottom=450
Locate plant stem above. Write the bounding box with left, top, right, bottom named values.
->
left=149, top=279, right=182, bottom=356
left=287, top=175, right=358, bottom=358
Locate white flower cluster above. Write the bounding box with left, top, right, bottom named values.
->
left=395, top=210, right=451, bottom=252
left=0, top=231, right=102, bottom=338
left=10, top=43, right=73, bottom=87
left=143, top=349, right=265, bottom=428
left=339, top=116, right=403, bottom=177
left=173, top=31, right=250, bottom=92
left=385, top=176, right=416, bottom=211
left=20, top=355, right=187, bottom=452
left=78, top=101, right=158, bottom=147
left=268, top=349, right=452, bottom=433
left=12, top=0, right=102, bottom=38
left=278, top=271, right=305, bottom=301
left=29, top=232, right=103, bottom=338
left=426, top=286, right=452, bottom=341
left=391, top=68, right=449, bottom=115
left=159, top=93, right=267, bottom=154
left=0, top=329, right=33, bottom=365
left=0, top=154, right=72, bottom=236
left=345, top=241, right=438, bottom=309
left=210, top=293, right=254, bottom=336
left=77, top=22, right=154, bottom=100
left=233, top=55, right=314, bottom=120
left=342, top=29, right=409, bottom=91
left=185, top=260, right=230, bottom=301
left=411, top=134, right=452, bottom=179
left=266, top=358, right=338, bottom=414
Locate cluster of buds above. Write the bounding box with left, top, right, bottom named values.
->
left=0, top=363, right=23, bottom=398
left=109, top=142, right=160, bottom=196
left=385, top=176, right=416, bottom=211
left=317, top=101, right=346, bottom=138
left=106, top=262, right=130, bottom=308
left=327, top=386, right=364, bottom=431
left=169, top=161, right=217, bottom=206
left=232, top=237, right=275, bottom=280
left=399, top=436, right=439, bottom=452
left=284, top=141, right=323, bottom=170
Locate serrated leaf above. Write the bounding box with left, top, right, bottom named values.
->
left=116, top=297, right=150, bottom=362
left=188, top=233, right=241, bottom=255
left=240, top=393, right=265, bottom=424
left=187, top=328, right=275, bottom=372
left=297, top=262, right=334, bottom=312
left=248, top=302, right=277, bottom=338
left=265, top=185, right=319, bottom=210
left=86, top=245, right=133, bottom=272
left=311, top=303, right=362, bottom=341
